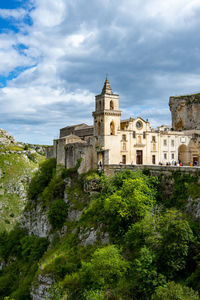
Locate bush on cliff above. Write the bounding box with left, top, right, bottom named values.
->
left=0, top=227, right=49, bottom=300
left=151, top=281, right=200, bottom=300
left=47, top=199, right=69, bottom=230
left=27, top=158, right=56, bottom=201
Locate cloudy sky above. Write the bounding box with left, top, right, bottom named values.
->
left=1, top=0, right=200, bottom=144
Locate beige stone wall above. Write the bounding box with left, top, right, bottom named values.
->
left=65, top=143, right=95, bottom=173
left=46, top=146, right=54, bottom=159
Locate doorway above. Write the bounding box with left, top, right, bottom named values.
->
left=193, top=157, right=199, bottom=166
left=122, top=155, right=126, bottom=164
left=136, top=150, right=143, bottom=164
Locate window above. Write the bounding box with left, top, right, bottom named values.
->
left=110, top=100, right=114, bottom=110
left=171, top=153, right=175, bottom=159
left=152, top=136, right=156, bottom=142
left=143, top=132, right=146, bottom=139
left=164, top=153, right=167, bottom=160
left=136, top=121, right=143, bottom=129
left=171, top=140, right=174, bottom=147
left=164, top=139, right=167, bottom=146
left=152, top=155, right=156, bottom=164
left=123, top=143, right=126, bottom=151
left=110, top=121, right=115, bottom=135
left=133, top=131, right=136, bottom=138
left=122, top=134, right=126, bottom=141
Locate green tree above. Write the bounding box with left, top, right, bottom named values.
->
left=105, top=177, right=156, bottom=221
left=157, top=210, right=193, bottom=277
left=125, top=209, right=193, bottom=278
left=47, top=199, right=69, bottom=230
left=130, top=247, right=166, bottom=298
left=151, top=281, right=200, bottom=300
left=81, top=245, right=128, bottom=290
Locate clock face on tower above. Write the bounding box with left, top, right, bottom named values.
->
left=136, top=120, right=143, bottom=129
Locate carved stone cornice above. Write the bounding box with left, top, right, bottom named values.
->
left=93, top=110, right=122, bottom=117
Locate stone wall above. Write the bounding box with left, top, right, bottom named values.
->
left=169, top=94, right=200, bottom=130
left=65, top=143, right=96, bottom=173
left=104, top=164, right=200, bottom=177
left=45, top=146, right=54, bottom=159
left=60, top=124, right=93, bottom=138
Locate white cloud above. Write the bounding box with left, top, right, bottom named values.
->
left=0, top=8, right=26, bottom=20
left=119, top=0, right=200, bottom=30
left=30, top=0, right=67, bottom=27
left=153, top=72, right=200, bottom=95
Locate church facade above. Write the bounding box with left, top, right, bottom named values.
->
left=47, top=78, right=200, bottom=173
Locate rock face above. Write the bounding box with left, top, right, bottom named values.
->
left=169, top=94, right=200, bottom=130
left=22, top=204, right=50, bottom=238
left=31, top=274, right=54, bottom=300
left=0, top=128, right=16, bottom=145
left=186, top=197, right=200, bottom=219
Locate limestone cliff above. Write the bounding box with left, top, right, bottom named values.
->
left=0, top=129, right=46, bottom=231
left=169, top=93, right=200, bottom=130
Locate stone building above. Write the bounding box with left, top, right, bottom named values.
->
left=47, top=78, right=200, bottom=172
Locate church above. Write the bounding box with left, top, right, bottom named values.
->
left=46, top=78, right=200, bottom=173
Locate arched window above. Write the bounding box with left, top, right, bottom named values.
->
left=110, top=100, right=114, bottom=110
left=110, top=121, right=115, bottom=135
left=97, top=121, right=101, bottom=135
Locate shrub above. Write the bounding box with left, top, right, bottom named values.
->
left=20, top=235, right=49, bottom=262
left=42, top=174, right=66, bottom=207
left=83, top=289, right=105, bottom=300
left=81, top=245, right=128, bottom=289
left=0, top=228, right=48, bottom=300
left=28, top=152, right=37, bottom=162
left=0, top=227, right=27, bottom=262
left=47, top=199, right=69, bottom=230
left=27, top=158, right=56, bottom=200
left=151, top=281, right=200, bottom=300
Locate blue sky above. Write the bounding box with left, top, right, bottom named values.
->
left=1, top=0, right=200, bottom=144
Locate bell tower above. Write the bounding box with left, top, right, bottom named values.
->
left=93, top=77, right=122, bottom=149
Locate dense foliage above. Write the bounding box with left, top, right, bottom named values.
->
left=27, top=157, right=56, bottom=201
left=1, top=161, right=200, bottom=299
left=0, top=227, right=48, bottom=299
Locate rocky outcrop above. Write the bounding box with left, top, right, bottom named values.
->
left=0, top=128, right=16, bottom=145
left=186, top=196, right=200, bottom=219
left=22, top=204, right=50, bottom=238
left=169, top=94, right=200, bottom=130
left=31, top=274, right=54, bottom=300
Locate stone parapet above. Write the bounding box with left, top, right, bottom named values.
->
left=104, top=164, right=200, bottom=177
